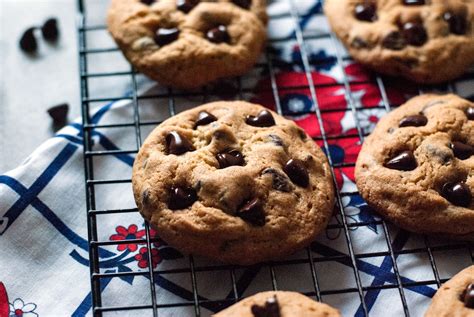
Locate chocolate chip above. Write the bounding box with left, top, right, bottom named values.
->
left=467, top=107, right=474, bottom=120
left=283, top=159, right=309, bottom=187
left=232, top=0, right=251, bottom=9
left=251, top=295, right=280, bottom=317
left=444, top=11, right=467, bottom=35
left=237, top=198, right=265, bottom=226
left=399, top=114, right=428, bottom=127
left=166, top=131, right=195, bottom=155
left=246, top=110, right=276, bottom=127
left=403, top=0, right=425, bottom=5
left=141, top=0, right=155, bottom=4
left=41, top=18, right=59, bottom=41
left=402, top=22, right=427, bottom=46
left=154, top=28, right=180, bottom=46
left=382, top=31, right=406, bottom=50
left=354, top=3, right=377, bottom=22
left=216, top=149, right=245, bottom=168
left=463, top=283, right=474, bottom=308
left=262, top=168, right=292, bottom=192
left=168, top=186, right=197, bottom=210
left=176, top=0, right=199, bottom=13
left=351, top=37, right=370, bottom=49
left=206, top=25, right=230, bottom=44
left=441, top=182, right=472, bottom=207
left=268, top=134, right=284, bottom=147
left=385, top=151, right=417, bottom=171
left=47, top=103, right=69, bottom=130
left=451, top=142, right=473, bottom=160
left=19, top=27, right=37, bottom=53
left=194, top=111, right=217, bottom=128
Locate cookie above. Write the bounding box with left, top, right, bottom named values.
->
left=213, top=291, right=342, bottom=317
left=425, top=265, right=474, bottom=317
left=355, top=94, right=474, bottom=240
left=132, top=101, right=335, bottom=265
left=324, top=0, right=474, bottom=84
left=107, top=0, right=267, bottom=89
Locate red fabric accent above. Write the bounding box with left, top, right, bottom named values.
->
left=0, top=282, right=9, bottom=317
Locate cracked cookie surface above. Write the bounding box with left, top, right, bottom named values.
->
left=107, top=0, right=267, bottom=89
left=132, top=101, right=335, bottom=265
left=324, top=0, right=474, bottom=83
left=213, top=291, right=341, bottom=317
left=355, top=94, right=474, bottom=240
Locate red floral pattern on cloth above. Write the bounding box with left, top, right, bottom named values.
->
left=134, top=247, right=161, bottom=269
left=0, top=282, right=9, bottom=317
left=109, top=224, right=145, bottom=252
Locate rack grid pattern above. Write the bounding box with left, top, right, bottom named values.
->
left=77, top=0, right=474, bottom=316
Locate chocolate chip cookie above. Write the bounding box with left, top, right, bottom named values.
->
left=132, top=101, right=335, bottom=265
left=213, top=291, right=342, bottom=317
left=355, top=94, right=474, bottom=240
left=324, top=0, right=474, bottom=84
left=107, top=0, right=267, bottom=89
left=425, top=265, right=474, bottom=317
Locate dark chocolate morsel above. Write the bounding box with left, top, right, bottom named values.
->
left=216, top=149, right=245, bottom=168
left=251, top=295, right=281, bottom=317
left=451, top=142, right=473, bottom=160
left=154, top=28, right=180, bottom=46
left=441, top=182, right=472, bottom=207
left=385, top=151, right=417, bottom=171
left=262, top=168, right=292, bottom=192
left=444, top=11, right=467, bottom=35
left=176, top=0, right=199, bottom=13
left=467, top=107, right=474, bottom=120
left=19, top=27, right=37, bottom=53
left=351, top=37, right=370, bottom=48
left=194, top=111, right=217, bottom=128
left=403, top=0, right=425, bottom=5
left=47, top=103, right=69, bottom=124
left=402, top=22, right=427, bottom=46
left=246, top=110, right=276, bottom=127
left=141, top=0, right=155, bottom=4
left=354, top=3, right=377, bottom=22
left=168, top=186, right=197, bottom=210
left=166, top=131, right=195, bottom=155
left=232, top=0, right=251, bottom=9
left=382, top=31, right=406, bottom=50
left=283, top=159, right=309, bottom=187
left=399, top=114, right=428, bottom=127
left=206, top=25, right=230, bottom=44
left=41, top=18, right=59, bottom=42
left=268, top=134, right=284, bottom=147
left=463, top=283, right=474, bottom=308
left=237, top=198, right=265, bottom=226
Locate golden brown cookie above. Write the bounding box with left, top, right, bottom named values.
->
left=132, top=101, right=335, bottom=265
left=324, top=0, right=474, bottom=83
left=213, top=291, right=342, bottom=317
left=355, top=94, right=474, bottom=240
left=107, top=0, right=267, bottom=89
left=425, top=265, right=474, bottom=317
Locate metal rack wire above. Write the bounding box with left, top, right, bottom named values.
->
left=78, top=0, right=474, bottom=316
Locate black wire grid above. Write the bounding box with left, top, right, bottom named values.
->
left=78, top=0, right=474, bottom=316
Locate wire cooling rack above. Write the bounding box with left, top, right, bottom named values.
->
left=78, top=0, right=474, bottom=316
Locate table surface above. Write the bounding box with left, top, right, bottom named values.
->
left=0, top=0, right=81, bottom=173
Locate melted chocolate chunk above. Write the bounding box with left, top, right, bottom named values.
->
left=402, top=22, right=427, bottom=46
left=268, top=134, right=284, bottom=147
left=194, top=111, right=217, bottom=128
left=41, top=18, right=59, bottom=42
left=283, top=159, right=309, bottom=187
left=141, top=0, right=155, bottom=4
left=176, top=0, right=199, bottom=13
left=155, top=28, right=180, bottom=46
left=385, top=151, right=417, bottom=171
left=246, top=110, right=276, bottom=127
left=451, top=142, right=473, bottom=160
left=237, top=198, right=265, bottom=226
left=262, top=168, right=292, bottom=192
left=441, top=182, right=472, bottom=207
left=206, top=25, right=230, bottom=44
left=232, top=0, right=251, bottom=9
left=352, top=37, right=370, bottom=48
left=467, top=107, right=474, bottom=120
left=444, top=11, right=467, bottom=35
left=251, top=295, right=281, bottom=317
left=382, top=31, right=406, bottom=50
left=354, top=3, right=377, bottom=22
left=19, top=27, right=37, bottom=53
left=168, top=186, right=197, bottom=210
left=216, top=149, right=245, bottom=168
left=399, top=114, right=428, bottom=127
left=166, top=131, right=195, bottom=155
left=47, top=103, right=69, bottom=127
left=463, top=283, right=474, bottom=308
left=403, top=0, right=425, bottom=5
